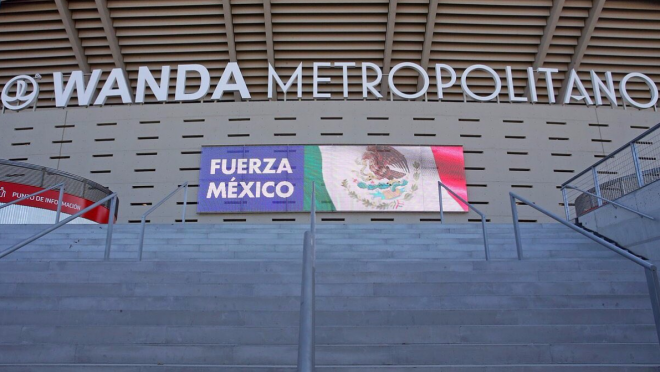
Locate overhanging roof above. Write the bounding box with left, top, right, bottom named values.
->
left=0, top=0, right=658, bottom=107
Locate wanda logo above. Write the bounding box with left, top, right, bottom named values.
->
left=1, top=75, right=39, bottom=111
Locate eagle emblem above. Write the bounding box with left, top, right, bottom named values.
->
left=341, top=145, right=420, bottom=210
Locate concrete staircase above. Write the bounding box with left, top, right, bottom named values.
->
left=0, top=223, right=658, bottom=371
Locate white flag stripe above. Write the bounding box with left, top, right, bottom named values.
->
left=319, top=146, right=465, bottom=212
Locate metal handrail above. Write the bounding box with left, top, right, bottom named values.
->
left=297, top=181, right=316, bottom=372
left=0, top=193, right=118, bottom=260
left=563, top=184, right=655, bottom=221
left=137, top=182, right=188, bottom=261
left=0, top=182, right=65, bottom=223
left=438, top=181, right=490, bottom=260
left=509, top=192, right=660, bottom=343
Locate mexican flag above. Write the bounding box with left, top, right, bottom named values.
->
left=304, top=145, right=467, bottom=212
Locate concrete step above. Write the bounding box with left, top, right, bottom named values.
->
left=0, top=241, right=609, bottom=251
left=2, top=252, right=622, bottom=262
left=0, top=220, right=621, bottom=263
left=0, top=294, right=651, bottom=311
left=0, top=343, right=658, bottom=365
left=0, top=259, right=641, bottom=273
left=2, top=366, right=660, bottom=372
left=1, top=325, right=656, bottom=345
left=0, top=269, right=645, bottom=284
left=0, top=309, right=652, bottom=327
left=2, top=365, right=660, bottom=372
left=0, top=281, right=648, bottom=297
left=0, top=223, right=656, bottom=369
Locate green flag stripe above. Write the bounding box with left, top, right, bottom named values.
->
left=304, top=146, right=335, bottom=211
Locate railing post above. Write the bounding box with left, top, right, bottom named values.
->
left=104, top=195, right=117, bottom=261
left=591, top=167, right=603, bottom=207
left=481, top=214, right=490, bottom=261
left=631, top=143, right=645, bottom=188
left=310, top=182, right=316, bottom=235
left=438, top=182, right=444, bottom=224
left=181, top=182, right=188, bottom=224
left=55, top=184, right=64, bottom=223
left=644, top=267, right=660, bottom=343
left=138, top=216, right=146, bottom=261
left=561, top=187, right=570, bottom=221
left=297, top=230, right=315, bottom=372
left=509, top=193, right=523, bottom=260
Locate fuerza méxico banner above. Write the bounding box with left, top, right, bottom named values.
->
left=198, top=145, right=468, bottom=213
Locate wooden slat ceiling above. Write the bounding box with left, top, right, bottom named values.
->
left=0, top=0, right=658, bottom=107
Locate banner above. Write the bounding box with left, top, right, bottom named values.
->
left=198, top=145, right=468, bottom=213
left=0, top=181, right=111, bottom=223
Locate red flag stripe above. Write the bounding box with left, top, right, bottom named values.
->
left=431, top=146, right=468, bottom=211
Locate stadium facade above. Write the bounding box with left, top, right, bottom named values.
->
left=1, top=0, right=659, bottom=224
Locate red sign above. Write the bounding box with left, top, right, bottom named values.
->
left=0, top=181, right=111, bottom=224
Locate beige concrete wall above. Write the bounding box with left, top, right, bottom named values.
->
left=1, top=101, right=659, bottom=224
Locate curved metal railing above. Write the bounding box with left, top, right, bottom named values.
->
left=0, top=159, right=115, bottom=209
left=509, top=192, right=660, bottom=344
left=438, top=181, right=490, bottom=260
left=137, top=182, right=189, bottom=261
